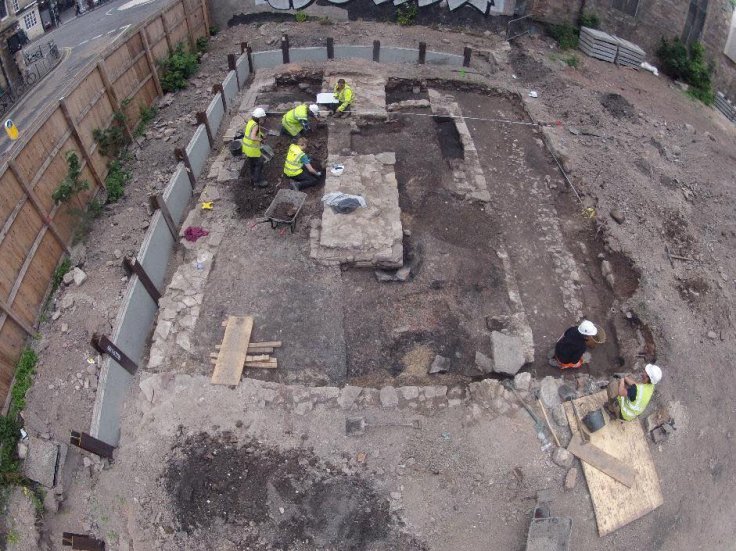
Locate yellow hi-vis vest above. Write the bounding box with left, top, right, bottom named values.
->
left=333, top=83, right=353, bottom=112
left=241, top=119, right=262, bottom=157
left=618, top=383, right=654, bottom=421
left=281, top=104, right=309, bottom=137
left=283, top=144, right=305, bottom=177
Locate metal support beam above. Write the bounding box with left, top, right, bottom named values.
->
left=212, top=83, right=225, bottom=111
left=196, top=112, right=213, bottom=148
left=174, top=147, right=196, bottom=188
left=326, top=37, right=334, bottom=60
left=418, top=42, right=426, bottom=64
left=149, top=193, right=178, bottom=240
left=281, top=34, right=290, bottom=64
left=463, top=46, right=472, bottom=68
left=91, top=333, right=138, bottom=375
left=373, top=40, right=380, bottom=62
left=69, top=431, right=116, bottom=460
left=62, top=532, right=106, bottom=551
left=123, top=256, right=161, bottom=304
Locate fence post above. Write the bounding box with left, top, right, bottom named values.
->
left=175, top=147, right=197, bottom=188
left=246, top=44, right=253, bottom=73
left=97, top=61, right=134, bottom=142
left=58, top=99, right=105, bottom=190
left=212, top=83, right=226, bottom=111
left=141, top=29, right=164, bottom=97
left=326, top=37, right=334, bottom=60
left=7, top=160, right=70, bottom=255
left=281, top=34, right=290, bottom=64
left=463, top=46, right=472, bottom=68
left=196, top=111, right=213, bottom=147
left=418, top=42, right=426, bottom=64
left=373, top=40, right=380, bottom=62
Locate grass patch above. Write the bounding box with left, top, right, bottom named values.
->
left=579, top=11, right=600, bottom=29
left=295, top=10, right=308, bottom=22
left=564, top=54, right=579, bottom=68
left=135, top=104, right=157, bottom=137
left=159, top=43, right=200, bottom=93
left=549, top=23, right=579, bottom=50
left=657, top=38, right=714, bottom=105
left=317, top=16, right=333, bottom=25
left=196, top=36, right=208, bottom=54
left=104, top=159, right=131, bottom=204
left=396, top=2, right=418, bottom=26
left=0, top=349, right=38, bottom=482
left=93, top=107, right=130, bottom=158
left=209, top=25, right=219, bottom=36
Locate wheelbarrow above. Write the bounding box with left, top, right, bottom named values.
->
left=263, top=189, right=307, bottom=233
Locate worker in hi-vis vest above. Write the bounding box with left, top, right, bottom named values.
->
left=241, top=107, right=268, bottom=188
left=281, top=104, right=320, bottom=137
left=606, top=363, right=662, bottom=421
left=331, top=78, right=353, bottom=117
left=283, top=137, right=322, bottom=192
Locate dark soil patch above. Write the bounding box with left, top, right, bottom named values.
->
left=227, top=11, right=293, bottom=27
left=385, top=78, right=430, bottom=104
left=166, top=433, right=420, bottom=550
left=256, top=85, right=317, bottom=106
left=345, top=109, right=509, bottom=384
left=600, top=93, right=635, bottom=119
left=434, top=117, right=464, bottom=160
left=663, top=209, right=695, bottom=255
left=509, top=47, right=552, bottom=84
left=677, top=277, right=710, bottom=305
left=232, top=124, right=328, bottom=218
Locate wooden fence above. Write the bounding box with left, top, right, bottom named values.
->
left=0, top=0, right=210, bottom=403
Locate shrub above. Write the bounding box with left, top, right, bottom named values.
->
left=579, top=11, right=600, bottom=29
left=105, top=159, right=130, bottom=203
left=295, top=10, right=308, bottom=22
left=657, top=37, right=714, bottom=105
left=209, top=25, right=219, bottom=36
left=549, top=23, right=579, bottom=50
left=0, top=349, right=38, bottom=479
left=196, top=36, right=208, bottom=54
left=564, top=54, right=579, bottom=68
left=93, top=107, right=130, bottom=158
left=135, top=104, right=157, bottom=137
left=159, top=44, right=199, bottom=93
left=50, top=257, right=71, bottom=293
left=52, top=152, right=90, bottom=205
left=396, top=3, right=418, bottom=26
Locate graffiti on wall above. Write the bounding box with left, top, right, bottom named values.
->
left=254, top=0, right=508, bottom=16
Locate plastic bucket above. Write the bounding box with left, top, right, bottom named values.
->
left=229, top=139, right=242, bottom=157
left=582, top=408, right=606, bottom=433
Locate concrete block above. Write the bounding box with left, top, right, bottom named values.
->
left=235, top=53, right=249, bottom=89
left=490, top=331, right=526, bottom=375
left=138, top=212, right=175, bottom=290
left=514, top=372, right=532, bottom=391
left=564, top=467, right=578, bottom=490
left=22, top=437, right=59, bottom=488
left=185, top=125, right=210, bottom=179
left=222, top=71, right=238, bottom=112
left=163, top=162, right=192, bottom=225
left=552, top=446, right=574, bottom=469
left=206, top=93, right=225, bottom=137
left=380, top=386, right=399, bottom=408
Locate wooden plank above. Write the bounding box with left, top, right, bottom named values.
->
left=141, top=29, right=164, bottom=96
left=246, top=347, right=273, bottom=354
left=566, top=436, right=636, bottom=488
left=245, top=360, right=277, bottom=369
left=216, top=341, right=281, bottom=348
left=564, top=391, right=663, bottom=536
left=245, top=354, right=270, bottom=362
left=211, top=316, right=253, bottom=385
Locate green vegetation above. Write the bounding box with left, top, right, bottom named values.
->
left=196, top=36, right=208, bottom=54
left=209, top=25, right=219, bottom=36
left=549, top=23, right=579, bottom=50
left=317, top=16, right=333, bottom=26
left=159, top=43, right=200, bottom=93
left=104, top=159, right=131, bottom=204
left=396, top=2, right=418, bottom=26
left=0, top=349, right=38, bottom=481
left=295, top=10, right=308, bottom=22
left=51, top=152, right=90, bottom=205
left=135, top=104, right=157, bottom=138
left=93, top=106, right=130, bottom=158
left=51, top=257, right=71, bottom=293
left=564, top=54, right=579, bottom=68
left=657, top=38, right=714, bottom=105
left=579, top=11, right=600, bottom=29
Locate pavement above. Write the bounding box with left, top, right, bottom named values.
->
left=0, top=0, right=176, bottom=160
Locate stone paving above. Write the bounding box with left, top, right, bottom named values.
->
left=310, top=152, right=404, bottom=268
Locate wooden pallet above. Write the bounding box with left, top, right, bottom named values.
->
left=210, top=318, right=281, bottom=384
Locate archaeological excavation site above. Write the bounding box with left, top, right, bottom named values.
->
left=2, top=2, right=736, bottom=551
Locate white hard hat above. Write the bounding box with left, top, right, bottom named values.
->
left=309, top=104, right=320, bottom=115
left=578, top=320, right=598, bottom=336
left=252, top=107, right=266, bottom=118
left=644, top=363, right=662, bottom=384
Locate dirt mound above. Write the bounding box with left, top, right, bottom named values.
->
left=600, top=93, right=635, bottom=119
left=165, top=433, right=421, bottom=550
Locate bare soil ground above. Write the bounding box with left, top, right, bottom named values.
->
left=13, top=16, right=736, bottom=551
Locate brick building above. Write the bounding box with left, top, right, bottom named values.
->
left=531, top=0, right=736, bottom=98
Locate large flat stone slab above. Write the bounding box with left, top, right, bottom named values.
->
left=323, top=73, right=387, bottom=120
left=311, top=153, right=403, bottom=268
left=22, top=436, right=60, bottom=488
left=490, top=331, right=526, bottom=375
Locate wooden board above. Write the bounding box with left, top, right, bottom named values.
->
left=211, top=316, right=253, bottom=385
left=564, top=391, right=663, bottom=536
left=567, top=436, right=636, bottom=488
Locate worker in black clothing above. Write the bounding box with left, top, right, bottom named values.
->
left=549, top=320, right=599, bottom=369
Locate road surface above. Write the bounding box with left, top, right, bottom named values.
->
left=1, top=0, right=175, bottom=159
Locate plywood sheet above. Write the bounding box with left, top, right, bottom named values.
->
left=211, top=316, right=253, bottom=385
left=564, top=391, right=663, bottom=536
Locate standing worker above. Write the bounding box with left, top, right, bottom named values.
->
left=549, top=320, right=599, bottom=369
left=331, top=78, right=353, bottom=117
left=606, top=364, right=662, bottom=421
left=281, top=103, right=320, bottom=137
left=283, top=137, right=322, bottom=192
left=241, top=108, right=268, bottom=188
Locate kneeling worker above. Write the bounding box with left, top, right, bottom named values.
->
left=283, top=137, right=322, bottom=191
left=606, top=364, right=662, bottom=421
left=242, top=107, right=268, bottom=188
left=332, top=78, right=353, bottom=116
left=281, top=103, right=320, bottom=137
left=550, top=320, right=599, bottom=369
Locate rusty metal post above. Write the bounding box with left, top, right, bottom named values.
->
left=175, top=147, right=197, bottom=188
left=418, top=42, right=426, bottom=64
left=281, top=34, right=290, bottom=64
left=149, top=193, right=179, bottom=239
left=463, top=46, right=472, bottom=68
left=373, top=40, right=380, bottom=62
left=212, top=83, right=226, bottom=111
left=91, top=334, right=138, bottom=375
left=246, top=44, right=254, bottom=74
left=123, top=256, right=161, bottom=304
left=62, top=532, right=106, bottom=550
left=326, top=37, right=334, bottom=59
left=196, top=112, right=213, bottom=148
